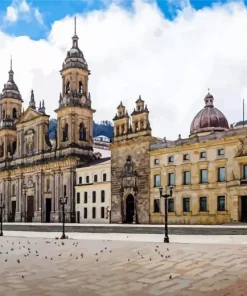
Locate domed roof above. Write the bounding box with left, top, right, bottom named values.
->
left=0, top=58, right=22, bottom=101
left=190, top=92, right=229, bottom=136
left=62, top=17, right=89, bottom=72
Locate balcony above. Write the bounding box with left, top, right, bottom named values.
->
left=240, top=179, right=247, bottom=186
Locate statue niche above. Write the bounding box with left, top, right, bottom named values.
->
left=62, top=123, right=69, bottom=142
left=124, top=155, right=134, bottom=176
left=236, top=137, right=247, bottom=157
left=65, top=81, right=70, bottom=94
left=79, top=123, right=87, bottom=141
left=79, top=81, right=83, bottom=94
left=25, top=130, right=35, bottom=155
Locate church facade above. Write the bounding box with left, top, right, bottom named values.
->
left=0, top=18, right=95, bottom=223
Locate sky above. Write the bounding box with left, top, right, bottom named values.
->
left=0, top=0, right=247, bottom=140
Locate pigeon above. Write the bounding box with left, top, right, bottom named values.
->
left=155, top=249, right=157, bottom=252
left=76, top=257, right=78, bottom=260
left=100, top=250, right=103, bottom=253
left=104, top=247, right=107, bottom=250
left=156, top=246, right=159, bottom=248
left=128, top=259, right=130, bottom=262
left=17, top=259, right=20, bottom=264
left=58, top=254, right=61, bottom=257
left=70, top=254, right=72, bottom=256
left=45, top=256, right=47, bottom=259
left=150, top=258, right=152, bottom=261
left=167, top=248, right=169, bottom=251
left=95, top=253, right=98, bottom=256
left=161, top=255, right=163, bottom=258
left=61, top=242, right=64, bottom=246
left=51, top=258, right=53, bottom=260
left=169, top=275, right=172, bottom=279
left=138, top=252, right=140, bottom=255
left=6, top=252, right=8, bottom=254
left=110, top=251, right=112, bottom=253
left=5, top=259, right=7, bottom=262
left=96, top=258, right=98, bottom=262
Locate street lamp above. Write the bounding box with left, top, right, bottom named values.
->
left=159, top=185, right=174, bottom=243
left=59, top=196, right=68, bottom=239
left=0, top=194, right=5, bottom=237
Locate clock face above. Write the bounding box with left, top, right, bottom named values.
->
left=81, top=96, right=86, bottom=104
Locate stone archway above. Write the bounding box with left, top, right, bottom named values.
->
left=126, top=194, right=134, bottom=224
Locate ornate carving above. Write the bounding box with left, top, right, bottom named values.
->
left=236, top=137, right=247, bottom=157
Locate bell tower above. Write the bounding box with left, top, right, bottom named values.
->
left=0, top=57, right=22, bottom=160
left=55, top=17, right=95, bottom=161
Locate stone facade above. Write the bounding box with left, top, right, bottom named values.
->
left=150, top=92, right=247, bottom=224
left=0, top=18, right=95, bottom=223
left=111, top=98, right=155, bottom=224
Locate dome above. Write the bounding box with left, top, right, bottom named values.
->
left=62, top=17, right=89, bottom=72
left=190, top=92, right=229, bottom=136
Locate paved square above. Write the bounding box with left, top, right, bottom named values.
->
left=1, top=236, right=247, bottom=295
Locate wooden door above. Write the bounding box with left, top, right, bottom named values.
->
left=27, top=196, right=34, bottom=222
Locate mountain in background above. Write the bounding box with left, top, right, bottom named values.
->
left=49, top=119, right=114, bottom=140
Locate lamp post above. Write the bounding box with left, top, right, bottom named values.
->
left=59, top=196, right=68, bottom=239
left=159, top=185, right=174, bottom=243
left=0, top=194, right=5, bottom=237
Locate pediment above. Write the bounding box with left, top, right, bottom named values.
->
left=18, top=108, right=43, bottom=123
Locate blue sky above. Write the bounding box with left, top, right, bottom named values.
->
left=0, top=0, right=241, bottom=40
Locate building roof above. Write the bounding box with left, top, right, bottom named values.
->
left=190, top=92, right=229, bottom=136
left=77, top=157, right=111, bottom=168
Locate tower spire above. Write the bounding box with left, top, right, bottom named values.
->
left=29, top=89, right=36, bottom=109
left=72, top=16, right=79, bottom=48
left=74, top=16, right=76, bottom=35
left=8, top=55, right=14, bottom=82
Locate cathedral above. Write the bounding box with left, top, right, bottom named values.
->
left=0, top=18, right=95, bottom=223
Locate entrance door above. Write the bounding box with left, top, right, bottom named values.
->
left=46, top=199, right=51, bottom=223
left=241, top=196, right=247, bottom=222
left=12, top=201, right=16, bottom=222
left=126, top=194, right=135, bottom=224
left=27, top=196, right=34, bottom=222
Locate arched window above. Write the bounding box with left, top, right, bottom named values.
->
left=0, top=142, right=4, bottom=157
left=79, top=123, right=86, bottom=141
left=65, top=81, right=70, bottom=94
left=79, top=176, right=82, bottom=184
left=135, top=122, right=139, bottom=132
left=62, top=123, right=69, bottom=141
left=86, top=176, right=89, bottom=184
left=12, top=184, right=15, bottom=196
left=140, top=120, right=144, bottom=129
left=2, top=110, right=5, bottom=119
left=64, top=185, right=67, bottom=197
left=121, top=124, right=125, bottom=134
left=94, top=175, right=98, bottom=182
left=46, top=178, right=50, bottom=192
left=116, top=126, right=119, bottom=136
left=79, top=81, right=83, bottom=93
left=103, top=173, right=107, bottom=182
left=12, top=108, right=17, bottom=119
left=12, top=141, right=16, bottom=154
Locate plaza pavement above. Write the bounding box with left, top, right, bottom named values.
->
left=1, top=234, right=247, bottom=295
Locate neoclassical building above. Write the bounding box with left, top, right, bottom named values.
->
left=0, top=18, right=95, bottom=223
left=110, top=97, right=155, bottom=224
left=150, top=92, right=247, bottom=224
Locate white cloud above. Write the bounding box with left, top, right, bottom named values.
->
left=5, top=6, right=18, bottom=22
left=1, top=0, right=247, bottom=139
left=4, top=0, right=43, bottom=25
left=34, top=8, right=43, bottom=25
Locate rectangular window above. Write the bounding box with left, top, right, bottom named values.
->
left=183, top=154, right=190, bottom=161
left=79, top=177, right=82, bottom=184
left=217, top=196, right=226, bottom=211
left=94, top=175, right=98, bottom=182
left=199, top=196, right=207, bottom=212
left=64, top=185, right=67, bottom=197
left=92, top=207, right=96, bottom=218
left=92, top=191, right=96, bottom=203
left=168, top=199, right=174, bottom=212
left=183, top=198, right=190, bottom=212
left=103, top=174, right=107, bottom=182
left=183, top=171, right=190, bottom=185
left=243, top=164, right=247, bottom=179
left=84, top=208, right=87, bottom=219
left=76, top=192, right=80, bottom=204
left=84, top=192, right=88, bottom=203
left=218, top=149, right=225, bottom=156
left=154, top=159, right=160, bottom=165
left=153, top=199, right=160, bottom=213
left=168, top=156, right=174, bottom=163
left=218, top=167, right=226, bottom=182
left=168, top=173, right=175, bottom=186
left=200, top=151, right=206, bottom=159
left=200, top=169, right=208, bottom=183
left=101, top=207, right=105, bottom=218
left=86, top=176, right=89, bottom=183
left=154, top=174, right=161, bottom=187
left=101, top=190, right=105, bottom=203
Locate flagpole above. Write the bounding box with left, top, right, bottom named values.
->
left=243, top=98, right=245, bottom=128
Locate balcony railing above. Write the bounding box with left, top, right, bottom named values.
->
left=0, top=118, right=15, bottom=129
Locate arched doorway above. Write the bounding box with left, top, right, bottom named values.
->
left=126, top=194, right=134, bottom=223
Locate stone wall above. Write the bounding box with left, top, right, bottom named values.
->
left=111, top=137, right=152, bottom=224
